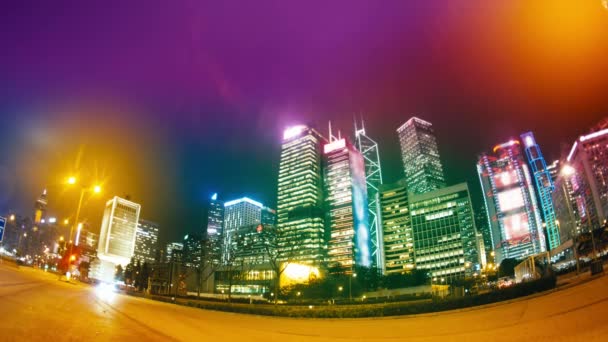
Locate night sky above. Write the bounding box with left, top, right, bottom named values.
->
left=1, top=0, right=607, bottom=245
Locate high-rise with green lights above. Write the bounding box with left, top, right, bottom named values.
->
left=409, top=183, right=480, bottom=282
left=379, top=179, right=415, bottom=275
left=397, top=117, right=446, bottom=195
left=276, top=125, right=327, bottom=267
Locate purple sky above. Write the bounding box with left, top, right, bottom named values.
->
left=1, top=0, right=607, bottom=243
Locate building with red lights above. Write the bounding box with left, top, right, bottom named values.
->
left=477, top=140, right=546, bottom=264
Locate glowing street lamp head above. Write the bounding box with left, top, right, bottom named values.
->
left=9, top=214, right=15, bottom=221
left=561, top=164, right=576, bottom=177
left=93, top=185, right=102, bottom=194
left=67, top=176, right=77, bottom=185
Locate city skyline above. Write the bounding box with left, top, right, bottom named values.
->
left=1, top=1, right=607, bottom=246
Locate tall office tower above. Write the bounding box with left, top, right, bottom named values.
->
left=354, top=120, right=385, bottom=272
left=474, top=205, right=493, bottom=261
left=165, top=242, right=184, bottom=262
left=91, top=196, right=141, bottom=283
left=323, top=137, right=371, bottom=273
left=222, top=197, right=268, bottom=263
left=397, top=117, right=446, bottom=195
left=183, top=233, right=203, bottom=267
left=409, top=183, right=480, bottom=281
left=379, top=179, right=414, bottom=274
left=133, top=219, right=160, bottom=265
left=206, top=193, right=224, bottom=265
left=566, top=126, right=608, bottom=232
left=477, top=140, right=546, bottom=264
left=520, top=132, right=560, bottom=250
left=276, top=125, right=327, bottom=268
left=34, top=189, right=48, bottom=224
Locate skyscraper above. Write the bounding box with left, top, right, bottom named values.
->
left=206, top=193, right=224, bottom=265
left=276, top=125, right=326, bottom=268
left=477, top=140, right=546, bottom=264
left=379, top=179, right=414, bottom=274
left=222, top=197, right=273, bottom=263
left=566, top=126, right=608, bottom=232
left=354, top=120, right=385, bottom=272
left=397, top=117, right=446, bottom=195
left=409, top=183, right=480, bottom=281
left=133, top=219, right=160, bottom=265
left=183, top=233, right=203, bottom=267
left=91, top=196, right=141, bottom=283
left=520, top=132, right=560, bottom=250
left=323, top=137, right=371, bottom=273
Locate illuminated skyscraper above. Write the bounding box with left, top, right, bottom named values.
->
left=354, top=120, right=384, bottom=272
left=183, top=233, right=203, bottom=267
left=323, top=137, right=371, bottom=273
left=206, top=193, right=224, bottom=265
left=409, top=183, right=480, bottom=281
left=91, top=196, right=141, bottom=282
left=565, top=126, right=608, bottom=232
left=276, top=125, right=327, bottom=267
left=379, top=179, right=414, bottom=274
left=477, top=140, right=546, bottom=264
left=133, top=219, right=159, bottom=264
left=397, top=117, right=446, bottom=195
left=520, top=132, right=560, bottom=250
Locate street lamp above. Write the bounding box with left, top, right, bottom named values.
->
left=65, top=176, right=102, bottom=276
left=9, top=214, right=15, bottom=221
left=349, top=272, right=357, bottom=302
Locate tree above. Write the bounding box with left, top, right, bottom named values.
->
left=498, top=258, right=519, bottom=278
left=258, top=224, right=302, bottom=304
left=138, top=262, right=150, bottom=292
left=115, top=264, right=124, bottom=282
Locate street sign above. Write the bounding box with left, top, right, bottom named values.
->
left=0, top=216, right=6, bottom=242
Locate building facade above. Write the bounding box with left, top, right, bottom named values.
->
left=379, top=179, right=415, bottom=275
left=354, top=120, right=385, bottom=272
left=477, top=140, right=546, bottom=264
left=92, top=196, right=141, bottom=283
left=133, top=219, right=159, bottom=265
left=222, top=197, right=268, bottom=263
left=183, top=233, right=203, bottom=267
left=165, top=242, right=183, bottom=263
left=565, top=126, right=608, bottom=232
left=276, top=125, right=327, bottom=268
left=409, top=183, right=480, bottom=281
left=323, top=138, right=371, bottom=273
left=520, top=132, right=560, bottom=250
left=397, top=117, right=446, bottom=195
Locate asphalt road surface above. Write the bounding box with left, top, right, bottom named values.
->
left=1, top=264, right=607, bottom=341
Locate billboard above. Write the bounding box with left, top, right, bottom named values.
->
left=501, top=213, right=530, bottom=244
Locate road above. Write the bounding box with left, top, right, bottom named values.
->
left=1, top=264, right=607, bottom=341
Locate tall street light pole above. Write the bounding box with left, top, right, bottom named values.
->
left=65, top=176, right=101, bottom=277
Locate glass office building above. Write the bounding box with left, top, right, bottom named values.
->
left=397, top=117, right=446, bottom=195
